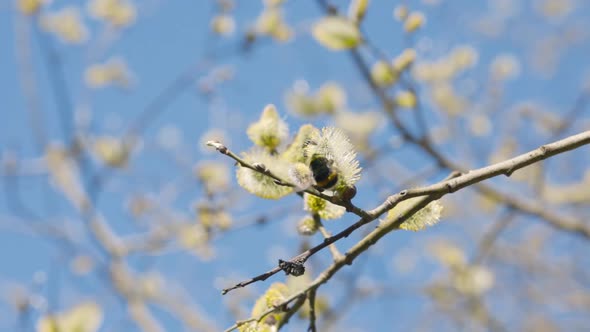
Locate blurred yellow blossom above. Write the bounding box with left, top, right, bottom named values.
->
left=315, top=82, right=347, bottom=113
left=177, top=223, right=214, bottom=259
left=536, top=0, right=575, bottom=20
left=196, top=204, right=232, bottom=231
left=453, top=265, right=495, bottom=295
left=88, top=0, right=136, bottom=27
left=371, top=61, right=397, bottom=87
left=348, top=0, right=370, bottom=23
left=488, top=137, right=517, bottom=164
left=303, top=193, right=346, bottom=220
left=404, top=11, right=425, bottom=33
left=285, top=81, right=347, bottom=116
left=211, top=14, right=235, bottom=36
left=195, top=161, right=230, bottom=194
left=37, top=302, right=102, bottom=332
left=468, top=114, right=492, bottom=137
left=490, top=54, right=521, bottom=81
left=413, top=45, right=477, bottom=82
left=264, top=0, right=285, bottom=6
left=393, top=4, right=408, bottom=21
left=254, top=7, right=292, bottom=42
left=312, top=16, right=362, bottom=50
left=246, top=104, right=289, bottom=151
left=429, top=241, right=466, bottom=267
left=431, top=83, right=468, bottom=116
left=543, top=172, right=590, bottom=204
left=92, top=136, right=129, bottom=168
left=392, top=48, right=417, bottom=72
left=85, top=57, right=132, bottom=88
left=17, top=0, right=50, bottom=15
left=40, top=7, right=88, bottom=44
left=335, top=110, right=381, bottom=152
left=395, top=90, right=417, bottom=108
left=413, top=62, right=454, bottom=82
left=450, top=45, right=479, bottom=70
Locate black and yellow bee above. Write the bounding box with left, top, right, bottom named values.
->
left=309, top=154, right=339, bottom=190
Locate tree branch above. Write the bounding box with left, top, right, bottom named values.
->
left=221, top=131, right=590, bottom=297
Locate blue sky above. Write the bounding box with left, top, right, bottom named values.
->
left=1, top=0, right=590, bottom=331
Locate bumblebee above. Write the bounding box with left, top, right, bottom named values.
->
left=309, top=154, right=339, bottom=190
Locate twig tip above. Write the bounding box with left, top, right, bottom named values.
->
left=206, top=140, right=228, bottom=154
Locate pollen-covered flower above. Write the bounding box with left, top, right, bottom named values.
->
left=387, top=197, right=443, bottom=231
left=247, top=104, right=289, bottom=151
left=241, top=282, right=290, bottom=331
left=281, top=124, right=320, bottom=163
left=236, top=149, right=292, bottom=199
left=304, top=127, right=362, bottom=193
left=303, top=193, right=346, bottom=220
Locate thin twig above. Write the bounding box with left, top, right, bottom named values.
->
left=471, top=209, right=517, bottom=265
left=316, top=214, right=343, bottom=260
left=36, top=22, right=74, bottom=145
left=307, top=288, right=318, bottom=332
